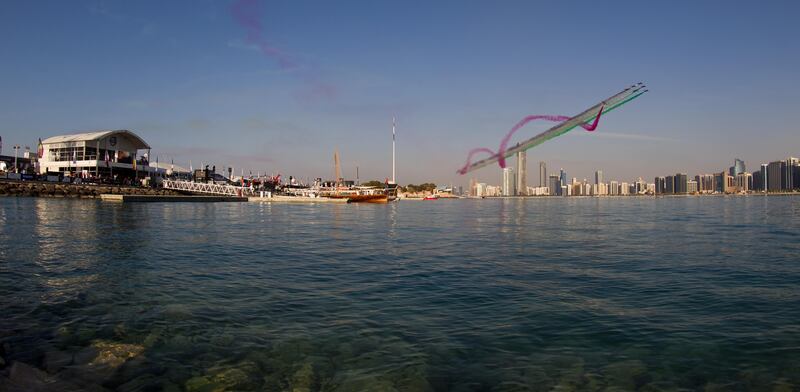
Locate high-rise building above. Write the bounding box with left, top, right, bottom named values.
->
left=675, top=173, right=688, bottom=194
left=559, top=168, right=567, bottom=189
left=595, top=170, right=603, bottom=186
left=635, top=177, right=646, bottom=194
left=687, top=179, right=698, bottom=193
left=767, top=161, right=784, bottom=191
left=696, top=174, right=714, bottom=193
left=729, top=158, right=746, bottom=177
left=735, top=172, right=752, bottom=192
left=792, top=159, right=800, bottom=190
left=502, top=167, right=516, bottom=196
left=539, top=161, right=547, bottom=187
left=610, top=180, right=619, bottom=195
left=783, top=158, right=797, bottom=190
left=760, top=163, right=768, bottom=192
left=548, top=174, right=560, bottom=196
left=516, top=151, right=527, bottom=196
left=655, top=177, right=666, bottom=194
left=665, top=175, right=675, bottom=194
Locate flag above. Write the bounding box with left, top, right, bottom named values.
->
left=104, top=150, right=110, bottom=168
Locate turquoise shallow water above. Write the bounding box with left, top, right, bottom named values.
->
left=1, top=196, right=800, bottom=391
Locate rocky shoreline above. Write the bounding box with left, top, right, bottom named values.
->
left=0, top=180, right=180, bottom=199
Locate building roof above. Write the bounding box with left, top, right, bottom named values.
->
left=41, top=130, right=150, bottom=149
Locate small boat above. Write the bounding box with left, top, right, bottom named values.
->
left=423, top=195, right=439, bottom=200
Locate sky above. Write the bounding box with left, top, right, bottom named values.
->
left=1, top=0, right=799, bottom=187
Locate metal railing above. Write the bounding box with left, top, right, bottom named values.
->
left=161, top=179, right=256, bottom=197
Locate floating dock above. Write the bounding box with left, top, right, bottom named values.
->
left=101, top=194, right=248, bottom=202
left=248, top=195, right=348, bottom=203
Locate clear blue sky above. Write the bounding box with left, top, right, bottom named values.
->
left=1, top=0, right=798, bottom=186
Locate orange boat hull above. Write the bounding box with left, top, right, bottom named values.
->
left=346, top=194, right=388, bottom=203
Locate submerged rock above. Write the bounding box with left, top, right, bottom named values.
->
left=42, top=349, right=73, bottom=373
left=290, top=362, right=315, bottom=392
left=335, top=374, right=397, bottom=392
left=185, top=361, right=261, bottom=392
left=603, top=360, right=648, bottom=390
left=3, top=361, right=95, bottom=392
left=89, top=341, right=145, bottom=368
left=60, top=340, right=146, bottom=387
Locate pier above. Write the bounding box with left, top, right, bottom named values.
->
left=100, top=194, right=248, bottom=202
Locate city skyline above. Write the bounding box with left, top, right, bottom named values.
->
left=469, top=155, right=800, bottom=197
left=1, top=1, right=799, bottom=186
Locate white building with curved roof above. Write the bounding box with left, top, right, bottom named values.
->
left=39, top=130, right=152, bottom=178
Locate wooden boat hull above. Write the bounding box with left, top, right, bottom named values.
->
left=346, top=194, right=388, bottom=203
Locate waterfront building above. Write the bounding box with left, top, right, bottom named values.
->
left=665, top=176, right=674, bottom=194
left=610, top=180, right=619, bottom=196
left=548, top=174, right=560, bottom=196
left=635, top=177, right=646, bottom=194
left=696, top=174, right=714, bottom=193
left=753, top=170, right=764, bottom=192
left=735, top=172, right=752, bottom=192
left=38, top=130, right=151, bottom=178
left=687, top=179, right=698, bottom=194
left=674, top=173, right=688, bottom=194
left=655, top=177, right=666, bottom=194
left=592, top=183, right=608, bottom=196
left=793, top=159, right=800, bottom=190
left=767, top=161, right=784, bottom=191
left=559, top=168, right=567, bottom=191
left=620, top=182, right=630, bottom=195
left=516, top=151, right=527, bottom=196
left=527, top=186, right=549, bottom=196
left=502, top=167, right=516, bottom=196
left=539, top=161, right=547, bottom=187
left=646, top=183, right=656, bottom=194
left=760, top=164, right=768, bottom=191
left=595, top=170, right=603, bottom=186
left=784, top=158, right=798, bottom=190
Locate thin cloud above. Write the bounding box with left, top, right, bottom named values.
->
left=229, top=0, right=338, bottom=102
left=571, top=130, right=677, bottom=142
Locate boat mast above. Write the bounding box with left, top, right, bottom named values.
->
left=392, top=116, right=396, bottom=184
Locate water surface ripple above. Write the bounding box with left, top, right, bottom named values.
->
left=1, top=197, right=799, bottom=391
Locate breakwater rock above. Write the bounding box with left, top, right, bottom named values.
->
left=0, top=180, right=180, bottom=198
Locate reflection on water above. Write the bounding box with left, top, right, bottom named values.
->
left=1, top=196, right=800, bottom=391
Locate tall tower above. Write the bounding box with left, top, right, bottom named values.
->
left=516, top=151, right=527, bottom=196
left=334, top=150, right=342, bottom=186
left=595, top=170, right=603, bottom=186
left=539, top=161, right=547, bottom=187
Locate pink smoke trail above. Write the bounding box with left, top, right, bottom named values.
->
left=457, top=106, right=604, bottom=175
left=230, top=0, right=296, bottom=69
